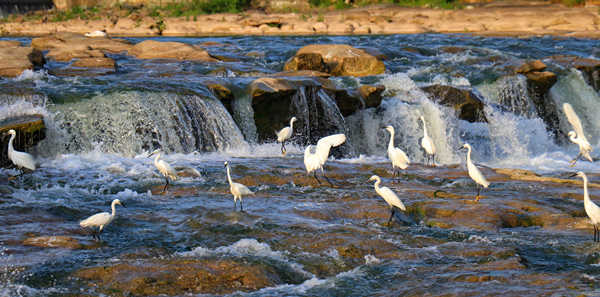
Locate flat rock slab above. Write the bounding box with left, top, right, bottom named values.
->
left=31, top=32, right=133, bottom=53
left=127, top=40, right=220, bottom=62
left=46, top=44, right=106, bottom=62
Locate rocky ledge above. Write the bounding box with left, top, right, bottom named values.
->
left=2, top=3, right=600, bottom=38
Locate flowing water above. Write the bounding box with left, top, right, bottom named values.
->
left=2, top=35, right=600, bottom=295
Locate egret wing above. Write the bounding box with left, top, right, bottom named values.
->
left=564, top=103, right=589, bottom=144
left=304, top=145, right=320, bottom=173
left=315, top=134, right=346, bottom=165
left=12, top=151, right=35, bottom=170
left=277, top=127, right=292, bottom=142
left=80, top=212, right=111, bottom=227
left=235, top=182, right=254, bottom=196
left=379, top=186, right=406, bottom=211
left=158, top=160, right=179, bottom=180
left=467, top=163, right=490, bottom=188
left=583, top=150, right=594, bottom=162
left=395, top=147, right=410, bottom=165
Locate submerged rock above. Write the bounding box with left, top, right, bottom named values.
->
left=23, top=236, right=82, bottom=249
left=127, top=40, right=220, bottom=61
left=420, top=85, right=487, bottom=122
left=72, top=257, right=306, bottom=295
left=284, top=44, right=385, bottom=77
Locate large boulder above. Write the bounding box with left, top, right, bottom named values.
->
left=48, top=58, right=118, bottom=77
left=284, top=44, right=385, bottom=77
left=0, top=40, right=23, bottom=48
left=31, top=32, right=133, bottom=53
left=127, top=40, right=220, bottom=61
left=46, top=45, right=106, bottom=62
left=420, top=85, right=487, bottom=123
left=0, top=46, right=45, bottom=78
left=544, top=55, right=600, bottom=92
left=251, top=76, right=384, bottom=146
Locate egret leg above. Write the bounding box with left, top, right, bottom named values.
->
left=233, top=199, right=237, bottom=211
left=432, top=154, right=436, bottom=167
left=475, top=186, right=481, bottom=202
left=323, top=174, right=338, bottom=188
left=240, top=200, right=244, bottom=211
left=426, top=155, right=430, bottom=166
left=281, top=141, right=286, bottom=156
left=570, top=152, right=582, bottom=167
left=162, top=177, right=170, bottom=193
left=387, top=210, right=396, bottom=226
left=313, top=171, right=323, bottom=185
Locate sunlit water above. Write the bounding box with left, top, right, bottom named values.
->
left=1, top=34, right=600, bottom=295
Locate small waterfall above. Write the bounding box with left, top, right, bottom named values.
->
left=41, top=90, right=245, bottom=157
left=289, top=86, right=354, bottom=156
left=347, top=74, right=462, bottom=165
left=549, top=68, right=600, bottom=146
left=491, top=75, right=538, bottom=118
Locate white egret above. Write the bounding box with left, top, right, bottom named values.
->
left=385, top=126, right=410, bottom=182
left=459, top=143, right=490, bottom=201
left=570, top=172, right=600, bottom=242
left=366, top=175, right=406, bottom=226
left=80, top=199, right=126, bottom=241
left=304, top=133, right=346, bottom=187
left=84, top=29, right=107, bottom=37
left=6, top=129, right=35, bottom=179
left=148, top=149, right=178, bottom=193
left=420, top=117, right=436, bottom=166
left=224, top=161, right=255, bottom=211
left=276, top=117, right=298, bottom=156
left=564, top=103, right=593, bottom=166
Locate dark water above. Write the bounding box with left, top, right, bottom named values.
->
left=1, top=34, right=600, bottom=295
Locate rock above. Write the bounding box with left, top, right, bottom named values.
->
left=127, top=40, right=220, bottom=61
left=515, top=60, right=547, bottom=74
left=419, top=85, right=486, bottom=122
left=206, top=83, right=235, bottom=115
left=46, top=45, right=106, bottom=62
left=71, top=258, right=306, bottom=295
left=269, top=70, right=331, bottom=78
left=284, top=44, right=385, bottom=77
left=0, top=47, right=45, bottom=78
left=31, top=32, right=132, bottom=53
left=358, top=85, right=385, bottom=108
left=0, top=40, right=23, bottom=48
left=0, top=115, right=45, bottom=167
left=250, top=77, right=383, bottom=144
left=71, top=57, right=117, bottom=69
left=544, top=55, right=600, bottom=92
left=23, top=236, right=82, bottom=249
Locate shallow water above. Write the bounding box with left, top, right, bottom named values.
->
left=1, top=34, right=600, bottom=295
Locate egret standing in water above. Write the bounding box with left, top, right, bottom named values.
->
left=304, top=133, right=346, bottom=187
left=276, top=117, right=298, bottom=156
left=570, top=172, right=600, bottom=242
left=366, top=175, right=406, bottom=226
left=148, top=149, right=178, bottom=194
left=80, top=199, right=126, bottom=242
left=563, top=103, right=593, bottom=166
left=5, top=129, right=35, bottom=179
left=420, top=117, right=436, bottom=166
left=224, top=161, right=255, bottom=211
left=385, top=126, right=410, bottom=182
left=459, top=143, right=490, bottom=201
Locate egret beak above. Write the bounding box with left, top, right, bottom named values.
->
left=148, top=152, right=156, bottom=158
left=568, top=173, right=578, bottom=178
left=120, top=202, right=127, bottom=208
left=457, top=145, right=465, bottom=151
